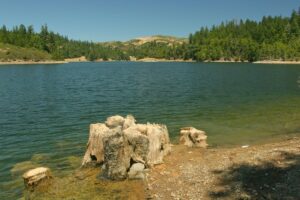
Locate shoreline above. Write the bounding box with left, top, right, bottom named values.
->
left=24, top=134, right=300, bottom=199
left=1, top=59, right=300, bottom=65
left=253, top=60, right=300, bottom=64
left=204, top=60, right=248, bottom=63
left=0, top=60, right=68, bottom=65
left=130, top=57, right=195, bottom=62
left=205, top=60, right=300, bottom=64
left=0, top=59, right=193, bottom=65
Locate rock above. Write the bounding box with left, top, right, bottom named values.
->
left=180, top=127, right=208, bottom=148
left=105, top=115, right=125, bottom=128
left=82, top=115, right=171, bottom=180
left=128, top=163, right=145, bottom=179
left=23, top=167, right=51, bottom=188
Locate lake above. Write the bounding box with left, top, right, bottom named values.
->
left=0, top=62, right=300, bottom=199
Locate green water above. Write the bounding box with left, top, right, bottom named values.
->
left=0, top=62, right=299, bottom=199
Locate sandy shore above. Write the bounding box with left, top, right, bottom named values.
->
left=64, top=56, right=88, bottom=62
left=0, top=58, right=194, bottom=65
left=26, top=136, right=300, bottom=199
left=146, top=136, right=300, bottom=199
left=204, top=60, right=247, bottom=63
left=0, top=56, right=88, bottom=65
left=253, top=60, right=300, bottom=64
left=204, top=60, right=300, bottom=64
left=0, top=60, right=68, bottom=65
left=138, top=59, right=195, bottom=62
left=130, top=57, right=195, bottom=62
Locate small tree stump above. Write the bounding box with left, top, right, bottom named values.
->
left=180, top=127, right=208, bottom=148
left=23, top=167, right=51, bottom=188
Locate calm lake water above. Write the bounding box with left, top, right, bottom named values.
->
left=0, top=62, right=300, bottom=198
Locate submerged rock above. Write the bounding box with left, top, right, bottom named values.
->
left=23, top=167, right=51, bottom=188
left=180, top=127, right=208, bottom=148
left=82, top=115, right=171, bottom=180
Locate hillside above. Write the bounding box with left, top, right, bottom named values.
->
left=101, top=35, right=187, bottom=47
left=129, top=35, right=187, bottom=45
left=0, top=43, right=51, bottom=62
left=100, top=35, right=189, bottom=60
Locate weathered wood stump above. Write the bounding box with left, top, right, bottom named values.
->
left=23, top=167, right=52, bottom=188
left=180, top=127, right=208, bottom=148
left=82, top=115, right=171, bottom=180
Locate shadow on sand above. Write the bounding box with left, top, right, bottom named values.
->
left=209, top=151, right=300, bottom=199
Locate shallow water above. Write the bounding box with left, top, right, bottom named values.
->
left=0, top=62, right=299, bottom=199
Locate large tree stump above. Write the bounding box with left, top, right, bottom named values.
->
left=82, top=115, right=171, bottom=180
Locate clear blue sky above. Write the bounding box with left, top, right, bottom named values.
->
left=0, top=0, right=299, bottom=42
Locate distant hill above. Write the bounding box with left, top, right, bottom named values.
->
left=98, top=35, right=189, bottom=60
left=101, top=35, right=187, bottom=48
left=130, top=35, right=187, bottom=45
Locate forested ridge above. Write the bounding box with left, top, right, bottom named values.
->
left=189, top=9, right=300, bottom=61
left=0, top=25, right=128, bottom=61
left=0, top=9, right=299, bottom=62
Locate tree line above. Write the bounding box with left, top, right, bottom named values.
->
left=189, top=9, right=300, bottom=61
left=0, top=8, right=300, bottom=62
left=0, top=24, right=128, bottom=61
left=0, top=24, right=184, bottom=61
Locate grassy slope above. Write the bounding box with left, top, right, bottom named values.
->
left=0, top=43, right=51, bottom=62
